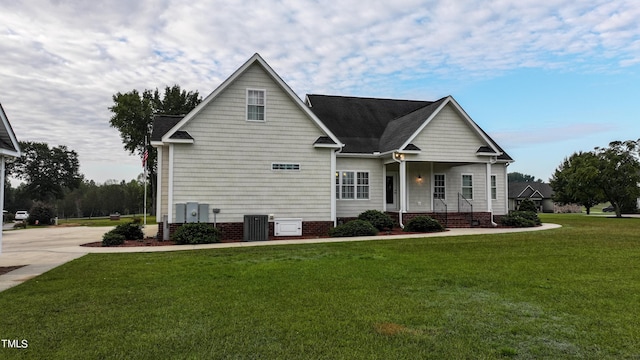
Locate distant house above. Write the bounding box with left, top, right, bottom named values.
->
left=151, top=54, right=514, bottom=240
left=508, top=182, right=554, bottom=213
left=0, top=101, right=22, bottom=253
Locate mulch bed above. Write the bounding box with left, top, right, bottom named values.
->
left=81, top=228, right=440, bottom=248
left=0, top=265, right=26, bottom=276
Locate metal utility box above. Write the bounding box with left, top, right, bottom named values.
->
left=274, top=218, right=302, bottom=236
left=175, top=204, right=186, bottom=223
left=198, top=204, right=209, bottom=223
left=186, top=202, right=199, bottom=223
left=244, top=215, right=269, bottom=241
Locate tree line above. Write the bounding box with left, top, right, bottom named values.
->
left=5, top=178, right=146, bottom=219
left=3, top=140, right=147, bottom=218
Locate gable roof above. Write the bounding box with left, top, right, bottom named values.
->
left=150, top=115, right=184, bottom=143
left=306, top=94, right=512, bottom=161
left=508, top=182, right=554, bottom=199
left=159, top=54, right=342, bottom=148
left=0, top=101, right=21, bottom=157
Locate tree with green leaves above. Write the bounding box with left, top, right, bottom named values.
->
left=550, top=151, right=604, bottom=214
left=508, top=172, right=543, bottom=183
left=9, top=141, right=83, bottom=203
left=594, top=140, right=640, bottom=217
left=551, top=140, right=640, bottom=217
left=109, top=85, right=202, bottom=215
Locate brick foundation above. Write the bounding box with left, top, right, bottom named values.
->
left=395, top=212, right=495, bottom=228
left=157, top=220, right=334, bottom=242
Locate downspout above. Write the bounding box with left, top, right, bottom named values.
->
left=392, top=153, right=404, bottom=228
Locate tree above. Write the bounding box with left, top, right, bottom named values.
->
left=508, top=172, right=543, bottom=183
left=550, top=151, right=605, bottom=215
left=594, top=140, right=640, bottom=217
left=550, top=140, right=640, bottom=218
left=109, top=85, right=202, bottom=215
left=9, top=141, right=83, bottom=202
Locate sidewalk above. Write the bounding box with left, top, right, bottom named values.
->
left=0, top=223, right=561, bottom=292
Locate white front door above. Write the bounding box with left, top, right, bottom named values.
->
left=386, top=172, right=398, bottom=210
left=433, top=173, right=446, bottom=211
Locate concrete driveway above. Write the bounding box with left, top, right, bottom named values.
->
left=0, top=223, right=561, bottom=293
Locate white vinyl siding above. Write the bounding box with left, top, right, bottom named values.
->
left=411, top=104, right=488, bottom=163
left=172, top=63, right=332, bottom=223
left=335, top=158, right=383, bottom=217
left=247, top=89, right=265, bottom=121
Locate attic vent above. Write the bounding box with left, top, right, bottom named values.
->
left=272, top=163, right=300, bottom=171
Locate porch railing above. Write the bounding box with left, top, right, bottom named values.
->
left=458, top=193, right=474, bottom=225
left=433, top=198, right=448, bottom=228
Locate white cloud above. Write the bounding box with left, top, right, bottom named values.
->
left=0, top=0, right=639, bottom=182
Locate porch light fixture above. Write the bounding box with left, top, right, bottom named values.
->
left=394, top=152, right=404, bottom=160
left=417, top=174, right=423, bottom=183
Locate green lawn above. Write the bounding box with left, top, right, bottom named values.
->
left=1, top=214, right=639, bottom=359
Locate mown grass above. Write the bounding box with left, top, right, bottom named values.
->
left=1, top=214, right=639, bottom=359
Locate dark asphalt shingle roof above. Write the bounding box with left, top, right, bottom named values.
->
left=150, top=115, right=185, bottom=142
left=508, top=182, right=554, bottom=199
left=307, top=94, right=433, bottom=153
left=307, top=94, right=512, bottom=161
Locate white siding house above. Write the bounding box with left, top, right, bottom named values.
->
left=152, top=54, right=513, bottom=240
left=0, top=101, right=21, bottom=254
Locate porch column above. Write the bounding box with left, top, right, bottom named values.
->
left=399, top=160, right=407, bottom=214
left=168, top=144, right=174, bottom=223
left=486, top=162, right=492, bottom=212
left=331, top=149, right=337, bottom=226
left=156, top=146, right=163, bottom=223
left=382, top=165, right=387, bottom=211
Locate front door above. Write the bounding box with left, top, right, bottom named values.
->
left=386, top=172, right=398, bottom=210
left=433, top=173, right=446, bottom=211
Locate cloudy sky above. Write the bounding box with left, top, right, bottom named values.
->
left=1, top=0, right=639, bottom=184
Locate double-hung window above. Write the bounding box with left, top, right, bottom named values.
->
left=336, top=171, right=369, bottom=199
left=247, top=89, right=265, bottom=121
left=491, top=175, right=497, bottom=200
left=462, top=174, right=473, bottom=199
left=434, top=174, right=445, bottom=199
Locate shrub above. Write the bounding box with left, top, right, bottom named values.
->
left=501, top=211, right=541, bottom=227
left=27, top=203, right=55, bottom=225
left=329, top=220, right=378, bottom=237
left=112, top=223, right=144, bottom=240
left=357, top=210, right=395, bottom=231
left=518, top=199, right=538, bottom=213
left=172, top=223, right=221, bottom=245
left=102, top=231, right=125, bottom=246
left=404, top=216, right=444, bottom=232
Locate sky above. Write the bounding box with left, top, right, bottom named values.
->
left=0, top=0, right=639, bottom=184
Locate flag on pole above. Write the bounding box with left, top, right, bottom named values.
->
left=142, top=149, right=148, bottom=167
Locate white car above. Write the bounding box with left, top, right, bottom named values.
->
left=15, top=211, right=29, bottom=220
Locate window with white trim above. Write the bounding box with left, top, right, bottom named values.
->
left=272, top=163, right=300, bottom=171
left=434, top=174, right=445, bottom=199
left=336, top=171, right=369, bottom=199
left=462, top=174, right=473, bottom=199
left=491, top=175, right=497, bottom=200
left=247, top=89, right=265, bottom=121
